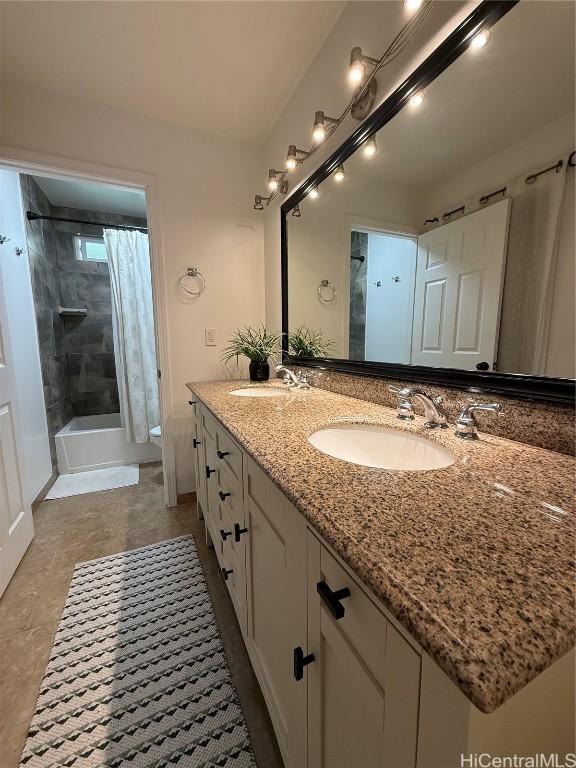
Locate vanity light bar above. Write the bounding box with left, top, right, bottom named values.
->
left=252, top=0, right=434, bottom=210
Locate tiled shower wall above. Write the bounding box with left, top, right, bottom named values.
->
left=21, top=175, right=146, bottom=470
left=348, top=231, right=368, bottom=361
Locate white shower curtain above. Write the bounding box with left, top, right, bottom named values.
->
left=104, top=229, right=160, bottom=444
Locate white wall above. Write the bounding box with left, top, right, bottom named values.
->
left=263, top=0, right=477, bottom=332
left=0, top=82, right=265, bottom=493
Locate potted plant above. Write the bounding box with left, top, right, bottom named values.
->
left=287, top=326, right=334, bottom=358
left=222, top=326, right=281, bottom=381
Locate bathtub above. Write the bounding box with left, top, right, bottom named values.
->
left=55, top=414, right=162, bottom=474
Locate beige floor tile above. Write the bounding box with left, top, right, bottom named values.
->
left=0, top=462, right=283, bottom=768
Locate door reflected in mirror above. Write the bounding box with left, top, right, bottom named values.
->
left=285, top=0, right=575, bottom=380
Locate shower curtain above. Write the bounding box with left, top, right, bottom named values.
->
left=104, top=229, right=160, bottom=444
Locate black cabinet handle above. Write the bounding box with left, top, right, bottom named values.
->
left=476, top=362, right=490, bottom=371
left=221, top=567, right=233, bottom=581
left=234, top=523, right=248, bottom=542
left=218, top=490, right=231, bottom=501
left=217, top=450, right=230, bottom=459
left=193, top=438, right=201, bottom=448
left=206, top=466, right=215, bottom=479
left=188, top=400, right=197, bottom=405
left=220, top=529, right=232, bottom=541
left=317, top=580, right=351, bottom=620
left=293, top=646, right=315, bottom=681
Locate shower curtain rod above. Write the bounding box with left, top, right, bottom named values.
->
left=26, top=211, right=148, bottom=233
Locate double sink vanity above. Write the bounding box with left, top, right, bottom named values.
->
left=187, top=378, right=575, bottom=768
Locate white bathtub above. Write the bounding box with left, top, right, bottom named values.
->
left=55, top=414, right=162, bottom=474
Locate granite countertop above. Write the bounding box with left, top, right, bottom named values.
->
left=186, top=379, right=575, bottom=713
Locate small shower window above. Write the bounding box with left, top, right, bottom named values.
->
left=74, top=235, right=108, bottom=262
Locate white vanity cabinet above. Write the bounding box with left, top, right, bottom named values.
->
left=193, top=402, right=576, bottom=768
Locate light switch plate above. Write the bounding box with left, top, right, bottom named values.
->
left=205, top=328, right=216, bottom=346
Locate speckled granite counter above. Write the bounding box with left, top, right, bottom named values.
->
left=187, top=379, right=576, bottom=714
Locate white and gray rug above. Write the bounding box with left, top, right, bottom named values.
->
left=46, top=465, right=139, bottom=500
left=20, top=536, right=256, bottom=768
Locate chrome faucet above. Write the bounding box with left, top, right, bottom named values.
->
left=275, top=364, right=310, bottom=389
left=455, top=402, right=502, bottom=439
left=389, top=386, right=448, bottom=428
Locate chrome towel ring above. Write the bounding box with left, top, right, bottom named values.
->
left=181, top=267, right=206, bottom=297
left=318, top=279, right=336, bottom=303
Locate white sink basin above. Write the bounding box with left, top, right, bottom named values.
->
left=308, top=423, right=455, bottom=471
left=230, top=386, right=286, bottom=398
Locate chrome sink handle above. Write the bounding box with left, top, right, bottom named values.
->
left=388, top=386, right=414, bottom=421
left=455, top=402, right=502, bottom=439
left=391, top=386, right=447, bottom=428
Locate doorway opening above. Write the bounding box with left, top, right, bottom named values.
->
left=0, top=164, right=167, bottom=592
left=349, top=228, right=417, bottom=363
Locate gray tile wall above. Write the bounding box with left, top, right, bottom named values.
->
left=349, top=231, right=368, bottom=361
left=20, top=175, right=146, bottom=470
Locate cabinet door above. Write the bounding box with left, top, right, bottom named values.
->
left=307, top=534, right=420, bottom=768
left=192, top=403, right=207, bottom=518
left=243, top=455, right=307, bottom=768
left=200, top=406, right=221, bottom=547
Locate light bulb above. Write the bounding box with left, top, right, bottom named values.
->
left=313, top=124, right=326, bottom=143
left=363, top=137, right=377, bottom=157
left=268, top=170, right=279, bottom=191
left=309, top=186, right=319, bottom=199
left=286, top=145, right=298, bottom=170
left=334, top=165, right=345, bottom=182
left=409, top=92, right=424, bottom=108
left=348, top=47, right=365, bottom=84
left=470, top=29, right=490, bottom=49
left=404, top=0, right=423, bottom=12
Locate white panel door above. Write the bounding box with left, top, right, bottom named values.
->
left=365, top=231, right=417, bottom=364
left=411, top=199, right=511, bottom=370
left=0, top=171, right=36, bottom=596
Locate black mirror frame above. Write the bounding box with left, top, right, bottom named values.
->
left=281, top=0, right=575, bottom=406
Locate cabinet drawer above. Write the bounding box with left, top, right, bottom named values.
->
left=216, top=461, right=243, bottom=519
left=215, top=425, right=243, bottom=484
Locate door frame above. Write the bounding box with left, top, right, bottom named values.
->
left=0, top=144, right=177, bottom=506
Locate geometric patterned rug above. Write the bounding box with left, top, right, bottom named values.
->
left=20, top=536, right=256, bottom=767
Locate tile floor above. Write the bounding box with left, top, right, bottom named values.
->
left=0, top=463, right=283, bottom=768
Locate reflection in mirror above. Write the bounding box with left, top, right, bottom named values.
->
left=286, top=1, right=575, bottom=379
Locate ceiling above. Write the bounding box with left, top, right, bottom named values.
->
left=34, top=176, right=148, bottom=218
left=345, top=0, right=575, bottom=190
left=0, top=1, right=345, bottom=146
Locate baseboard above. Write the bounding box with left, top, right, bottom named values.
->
left=31, top=472, right=58, bottom=512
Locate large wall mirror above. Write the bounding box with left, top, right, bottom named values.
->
left=281, top=0, right=575, bottom=404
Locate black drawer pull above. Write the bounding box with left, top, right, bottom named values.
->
left=293, top=646, right=315, bottom=681
left=220, top=529, right=232, bottom=541
left=205, top=466, right=215, bottom=479
left=218, top=490, right=231, bottom=501
left=234, top=523, right=248, bottom=542
left=188, top=400, right=197, bottom=405
left=222, top=567, right=233, bottom=581
left=217, top=450, right=230, bottom=459
left=317, top=580, right=351, bottom=620
left=193, top=438, right=201, bottom=448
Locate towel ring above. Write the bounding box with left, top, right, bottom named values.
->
left=318, top=279, right=336, bottom=303
left=181, top=267, right=206, bottom=297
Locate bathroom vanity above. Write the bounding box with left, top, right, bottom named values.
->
left=187, top=380, right=575, bottom=768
